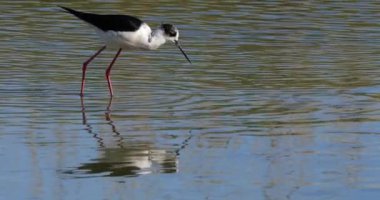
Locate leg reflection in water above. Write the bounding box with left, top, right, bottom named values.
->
left=105, top=97, right=125, bottom=148
left=67, top=97, right=187, bottom=177
left=80, top=96, right=105, bottom=148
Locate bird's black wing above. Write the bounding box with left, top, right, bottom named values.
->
left=60, top=6, right=143, bottom=32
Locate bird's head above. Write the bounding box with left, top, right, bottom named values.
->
left=160, top=24, right=191, bottom=63
left=161, top=24, right=179, bottom=42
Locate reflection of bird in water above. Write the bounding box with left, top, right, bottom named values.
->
left=59, top=6, right=191, bottom=97
left=70, top=97, right=192, bottom=177
left=76, top=146, right=178, bottom=177
left=104, top=97, right=124, bottom=148
left=80, top=97, right=105, bottom=147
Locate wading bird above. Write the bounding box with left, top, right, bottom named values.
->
left=60, top=6, right=191, bottom=96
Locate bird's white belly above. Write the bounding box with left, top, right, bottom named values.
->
left=95, top=23, right=152, bottom=50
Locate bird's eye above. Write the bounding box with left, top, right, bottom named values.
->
left=169, top=31, right=177, bottom=37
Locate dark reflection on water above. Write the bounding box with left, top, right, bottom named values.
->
left=65, top=97, right=183, bottom=177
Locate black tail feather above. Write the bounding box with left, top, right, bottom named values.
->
left=58, top=6, right=86, bottom=20
left=58, top=6, right=143, bottom=32
left=59, top=6, right=98, bottom=28
left=59, top=6, right=77, bottom=14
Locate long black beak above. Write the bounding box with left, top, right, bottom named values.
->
left=175, top=41, right=192, bottom=64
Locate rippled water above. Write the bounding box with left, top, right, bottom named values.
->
left=1, top=1, right=380, bottom=199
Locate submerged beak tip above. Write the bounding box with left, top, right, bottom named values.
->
left=175, top=41, right=192, bottom=64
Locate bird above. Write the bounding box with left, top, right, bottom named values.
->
left=59, top=6, right=191, bottom=97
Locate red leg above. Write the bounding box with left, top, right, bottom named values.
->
left=106, top=48, right=122, bottom=97
left=80, top=46, right=106, bottom=96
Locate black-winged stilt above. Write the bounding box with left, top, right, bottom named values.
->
left=59, top=6, right=191, bottom=97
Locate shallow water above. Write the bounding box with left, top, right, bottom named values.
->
left=1, top=1, right=380, bottom=199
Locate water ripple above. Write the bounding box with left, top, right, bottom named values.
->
left=1, top=1, right=380, bottom=199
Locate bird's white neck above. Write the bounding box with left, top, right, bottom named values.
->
left=147, top=29, right=167, bottom=50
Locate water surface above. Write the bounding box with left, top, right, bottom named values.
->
left=1, top=1, right=380, bottom=199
